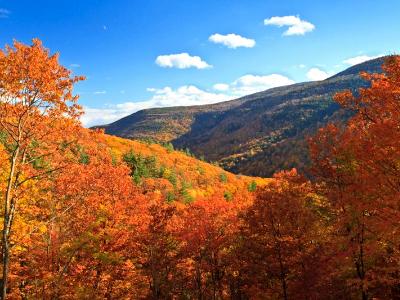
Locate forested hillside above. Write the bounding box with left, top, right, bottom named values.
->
left=100, top=57, right=385, bottom=177
left=101, top=134, right=267, bottom=201
left=1, top=40, right=400, bottom=299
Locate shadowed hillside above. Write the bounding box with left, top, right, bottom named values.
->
left=100, top=57, right=386, bottom=176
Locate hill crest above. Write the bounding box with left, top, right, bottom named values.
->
left=98, top=56, right=387, bottom=176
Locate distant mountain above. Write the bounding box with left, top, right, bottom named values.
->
left=99, top=57, right=387, bottom=177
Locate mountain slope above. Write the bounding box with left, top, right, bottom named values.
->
left=100, top=133, right=268, bottom=201
left=100, top=57, right=387, bottom=176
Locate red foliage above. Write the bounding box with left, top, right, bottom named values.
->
left=2, top=39, right=400, bottom=299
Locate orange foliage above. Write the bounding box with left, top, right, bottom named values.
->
left=2, top=39, right=400, bottom=300
left=310, top=56, right=400, bottom=299
left=100, top=134, right=268, bottom=202
left=0, top=39, right=84, bottom=299
left=237, top=170, right=327, bottom=299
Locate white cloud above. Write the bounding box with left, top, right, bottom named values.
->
left=94, top=90, right=107, bottom=95
left=82, top=74, right=295, bottom=127
left=306, top=67, right=330, bottom=81
left=155, top=53, right=212, bottom=69
left=343, top=55, right=382, bottom=66
left=69, top=63, right=80, bottom=68
left=231, top=74, right=295, bottom=95
left=209, top=33, right=255, bottom=49
left=264, top=15, right=315, bottom=36
left=81, top=107, right=127, bottom=127
left=0, top=8, right=10, bottom=18
left=213, top=83, right=230, bottom=91
left=146, top=85, right=231, bottom=106
left=82, top=86, right=231, bottom=127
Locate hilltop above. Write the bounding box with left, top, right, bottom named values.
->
left=99, top=57, right=386, bottom=176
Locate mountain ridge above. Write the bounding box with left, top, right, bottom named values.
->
left=98, top=56, right=387, bottom=176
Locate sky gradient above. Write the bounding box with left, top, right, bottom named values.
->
left=1, top=0, right=399, bottom=126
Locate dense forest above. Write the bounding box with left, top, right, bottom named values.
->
left=1, top=40, right=400, bottom=299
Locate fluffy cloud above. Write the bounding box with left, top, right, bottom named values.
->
left=306, top=67, right=330, bottom=81
left=82, top=74, right=295, bottom=127
left=0, top=8, right=10, bottom=18
left=343, top=55, right=382, bottom=66
left=82, top=86, right=231, bottom=127
left=264, top=15, right=315, bottom=36
left=213, top=83, right=230, bottom=91
left=209, top=33, right=255, bottom=49
left=144, top=85, right=231, bottom=107
left=231, top=74, right=295, bottom=95
left=155, top=53, right=212, bottom=69
left=81, top=107, right=128, bottom=127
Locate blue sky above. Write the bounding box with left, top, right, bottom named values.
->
left=1, top=0, right=399, bottom=126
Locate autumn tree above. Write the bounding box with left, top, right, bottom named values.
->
left=309, top=55, right=400, bottom=299
left=137, top=198, right=181, bottom=299
left=49, top=145, right=146, bottom=298
left=177, top=197, right=239, bottom=299
left=238, top=170, right=326, bottom=299
left=5, top=128, right=151, bottom=298
left=0, top=39, right=84, bottom=299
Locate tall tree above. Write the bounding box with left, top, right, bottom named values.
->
left=310, top=55, right=400, bottom=299
left=0, top=39, right=84, bottom=299
left=139, top=199, right=180, bottom=299
left=178, top=197, right=239, bottom=299
left=239, top=170, right=325, bottom=299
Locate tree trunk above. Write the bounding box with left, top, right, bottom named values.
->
left=358, top=223, right=367, bottom=300
left=278, top=247, right=288, bottom=300
left=1, top=146, right=19, bottom=300
left=1, top=240, right=9, bottom=300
